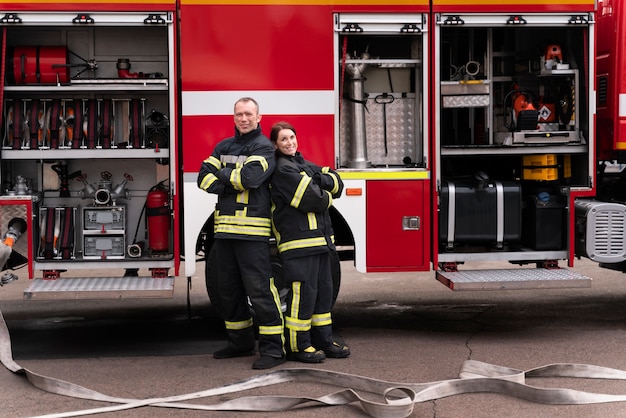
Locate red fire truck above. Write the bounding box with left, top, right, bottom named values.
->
left=0, top=0, right=623, bottom=301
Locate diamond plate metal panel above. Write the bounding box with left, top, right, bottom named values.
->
left=436, top=268, right=592, bottom=291
left=340, top=94, right=419, bottom=167
left=24, top=276, right=175, bottom=300
left=442, top=95, right=490, bottom=108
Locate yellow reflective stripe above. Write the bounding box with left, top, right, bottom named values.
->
left=285, top=316, right=311, bottom=332
left=214, top=213, right=271, bottom=236
left=307, top=212, right=317, bottom=230
left=287, top=282, right=302, bottom=352
left=199, top=173, right=219, bottom=190
left=215, top=214, right=271, bottom=228
left=269, top=277, right=283, bottom=326
left=245, top=155, right=269, bottom=171
left=290, top=175, right=311, bottom=208
left=227, top=156, right=269, bottom=192
left=290, top=281, right=301, bottom=317
left=267, top=277, right=285, bottom=350
left=258, top=324, right=283, bottom=335
left=236, top=189, right=249, bottom=204
left=230, top=166, right=244, bottom=191
left=312, top=312, right=332, bottom=327
left=214, top=224, right=271, bottom=236
left=272, top=225, right=282, bottom=243
left=278, top=236, right=328, bottom=252
left=225, top=318, right=253, bottom=330
left=327, top=172, right=340, bottom=194
left=326, top=190, right=332, bottom=209
left=204, top=155, right=221, bottom=170
left=320, top=167, right=340, bottom=194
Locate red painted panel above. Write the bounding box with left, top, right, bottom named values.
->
left=182, top=114, right=335, bottom=173
left=180, top=5, right=334, bottom=91
left=261, top=115, right=336, bottom=167
left=366, top=180, right=430, bottom=272
left=182, top=116, right=233, bottom=173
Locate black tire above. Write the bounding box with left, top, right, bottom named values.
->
left=205, top=243, right=342, bottom=316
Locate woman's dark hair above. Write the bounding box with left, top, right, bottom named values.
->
left=270, top=121, right=296, bottom=143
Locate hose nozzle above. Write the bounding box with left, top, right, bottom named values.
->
left=3, top=218, right=27, bottom=248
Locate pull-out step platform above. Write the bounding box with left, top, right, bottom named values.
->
left=436, top=268, right=591, bottom=291
left=24, top=277, right=175, bottom=300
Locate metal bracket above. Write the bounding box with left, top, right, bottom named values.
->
left=43, top=270, right=61, bottom=280
left=443, top=16, right=464, bottom=25
left=439, top=262, right=458, bottom=272
left=539, top=260, right=560, bottom=269
left=144, top=14, right=166, bottom=25
left=568, top=15, right=588, bottom=25
left=0, top=13, right=22, bottom=24
left=506, top=16, right=527, bottom=25
left=72, top=14, right=95, bottom=24
left=342, top=23, right=363, bottom=33
left=400, top=24, right=421, bottom=33
left=150, top=268, right=169, bottom=278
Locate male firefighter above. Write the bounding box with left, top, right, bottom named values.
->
left=197, top=97, right=285, bottom=370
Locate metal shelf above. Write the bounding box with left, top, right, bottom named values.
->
left=438, top=249, right=568, bottom=263
left=441, top=143, right=587, bottom=156
left=3, top=78, right=168, bottom=92
left=34, top=258, right=174, bottom=271
left=344, top=59, right=421, bottom=67
left=1, top=148, right=169, bottom=159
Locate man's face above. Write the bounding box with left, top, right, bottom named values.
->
left=234, top=101, right=261, bottom=135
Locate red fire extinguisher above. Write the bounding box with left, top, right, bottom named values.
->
left=146, top=185, right=170, bottom=254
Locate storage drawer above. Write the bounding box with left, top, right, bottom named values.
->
left=83, top=235, right=125, bottom=259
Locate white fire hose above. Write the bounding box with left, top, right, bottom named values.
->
left=3, top=220, right=626, bottom=417
left=4, top=305, right=626, bottom=418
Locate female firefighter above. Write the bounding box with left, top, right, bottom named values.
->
left=269, top=121, right=350, bottom=363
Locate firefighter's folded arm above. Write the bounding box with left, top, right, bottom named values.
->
left=314, top=173, right=336, bottom=192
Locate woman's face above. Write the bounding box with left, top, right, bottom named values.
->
left=275, top=128, right=298, bottom=156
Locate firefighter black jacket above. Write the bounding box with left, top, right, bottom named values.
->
left=197, top=126, right=275, bottom=241
left=270, top=151, right=343, bottom=259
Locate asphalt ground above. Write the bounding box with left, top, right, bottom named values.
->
left=2, top=258, right=626, bottom=417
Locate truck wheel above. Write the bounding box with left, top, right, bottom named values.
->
left=205, top=243, right=342, bottom=316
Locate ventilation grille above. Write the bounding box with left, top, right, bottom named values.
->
left=598, top=76, right=608, bottom=105
left=591, top=209, right=626, bottom=258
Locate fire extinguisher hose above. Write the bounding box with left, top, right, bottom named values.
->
left=4, top=308, right=626, bottom=417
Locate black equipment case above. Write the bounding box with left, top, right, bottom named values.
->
left=439, top=177, right=522, bottom=249
left=522, top=192, right=567, bottom=250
